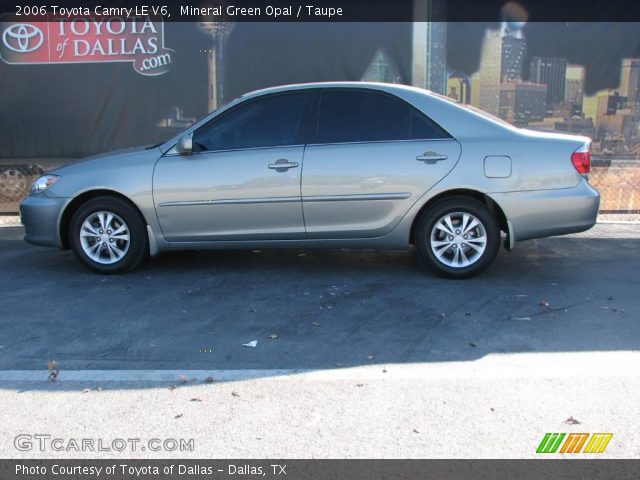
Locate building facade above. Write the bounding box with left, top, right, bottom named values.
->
left=530, top=57, right=567, bottom=108
left=499, top=82, right=547, bottom=126
left=620, top=58, right=640, bottom=111
left=447, top=72, right=471, bottom=104
left=565, top=64, right=585, bottom=110
left=412, top=21, right=447, bottom=94
left=473, top=24, right=527, bottom=115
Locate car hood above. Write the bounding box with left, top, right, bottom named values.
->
left=51, top=145, right=160, bottom=175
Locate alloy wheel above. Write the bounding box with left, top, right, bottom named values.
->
left=79, top=211, right=131, bottom=264
left=429, top=211, right=487, bottom=268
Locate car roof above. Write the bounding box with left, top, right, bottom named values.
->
left=239, top=81, right=433, bottom=99
left=159, top=82, right=520, bottom=154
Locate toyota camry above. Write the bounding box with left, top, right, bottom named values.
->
left=20, top=82, right=600, bottom=277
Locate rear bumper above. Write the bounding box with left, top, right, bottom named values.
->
left=489, top=179, right=600, bottom=242
left=19, top=195, right=67, bottom=248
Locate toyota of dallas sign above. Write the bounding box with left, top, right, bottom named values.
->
left=0, top=14, right=174, bottom=75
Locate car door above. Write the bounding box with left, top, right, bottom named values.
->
left=153, top=92, right=312, bottom=242
left=301, top=89, right=461, bottom=238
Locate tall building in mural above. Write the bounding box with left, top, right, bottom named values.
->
left=530, top=57, right=567, bottom=108
left=500, top=26, right=526, bottom=82
left=199, top=21, right=235, bottom=112
left=620, top=58, right=640, bottom=110
left=471, top=30, right=500, bottom=112
left=447, top=72, right=471, bottom=104
left=412, top=1, right=447, bottom=94
left=499, top=82, right=547, bottom=126
left=565, top=64, right=586, bottom=109
left=362, top=48, right=402, bottom=83
left=473, top=23, right=526, bottom=115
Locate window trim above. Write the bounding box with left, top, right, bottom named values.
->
left=308, top=87, right=453, bottom=146
left=191, top=90, right=315, bottom=153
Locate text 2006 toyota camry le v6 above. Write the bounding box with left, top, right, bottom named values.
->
left=20, top=82, right=599, bottom=278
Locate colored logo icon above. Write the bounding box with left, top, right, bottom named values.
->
left=536, top=433, right=613, bottom=454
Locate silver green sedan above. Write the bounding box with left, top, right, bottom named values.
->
left=20, top=82, right=599, bottom=278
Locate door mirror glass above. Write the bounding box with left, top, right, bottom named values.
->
left=176, top=133, right=193, bottom=155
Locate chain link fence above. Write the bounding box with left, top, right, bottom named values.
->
left=1, top=159, right=639, bottom=217
left=0, top=164, right=44, bottom=214
left=590, top=160, right=640, bottom=214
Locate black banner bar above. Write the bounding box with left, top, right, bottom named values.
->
left=1, top=0, right=640, bottom=22
left=1, top=460, right=640, bottom=480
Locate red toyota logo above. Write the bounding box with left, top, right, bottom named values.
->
left=0, top=15, right=174, bottom=76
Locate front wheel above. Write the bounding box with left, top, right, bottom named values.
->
left=69, top=196, right=148, bottom=273
left=414, top=197, right=500, bottom=278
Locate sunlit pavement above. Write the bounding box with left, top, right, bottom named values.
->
left=0, top=222, right=639, bottom=458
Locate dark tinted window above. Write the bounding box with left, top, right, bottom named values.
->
left=316, top=90, right=450, bottom=144
left=193, top=93, right=309, bottom=151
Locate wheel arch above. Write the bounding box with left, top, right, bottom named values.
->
left=59, top=189, right=148, bottom=249
left=409, top=188, right=509, bottom=245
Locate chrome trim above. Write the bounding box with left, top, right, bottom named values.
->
left=163, top=138, right=457, bottom=157
left=158, top=192, right=411, bottom=207
left=305, top=138, right=456, bottom=148
left=163, top=144, right=306, bottom=157
left=159, top=196, right=300, bottom=207
left=303, top=193, right=411, bottom=202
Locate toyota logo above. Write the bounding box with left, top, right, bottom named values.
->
left=2, top=24, right=44, bottom=53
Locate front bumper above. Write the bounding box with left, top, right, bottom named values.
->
left=19, top=194, right=68, bottom=248
left=489, top=179, right=600, bottom=242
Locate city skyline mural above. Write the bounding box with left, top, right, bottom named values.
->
left=445, top=22, right=640, bottom=158
left=3, top=22, right=640, bottom=159
left=1, top=21, right=639, bottom=213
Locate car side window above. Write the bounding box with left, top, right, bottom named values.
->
left=193, top=93, right=309, bottom=152
left=316, top=90, right=451, bottom=144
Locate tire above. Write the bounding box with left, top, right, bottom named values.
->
left=414, top=196, right=500, bottom=279
left=69, top=196, right=148, bottom=273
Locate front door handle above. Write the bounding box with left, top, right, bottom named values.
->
left=416, top=152, right=448, bottom=163
left=268, top=159, right=299, bottom=171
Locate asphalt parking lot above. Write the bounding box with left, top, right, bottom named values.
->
left=1, top=222, right=639, bottom=458
left=0, top=223, right=639, bottom=371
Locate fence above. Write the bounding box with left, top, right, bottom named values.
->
left=1, top=159, right=639, bottom=216
left=0, top=164, right=44, bottom=214
left=590, top=160, right=640, bottom=213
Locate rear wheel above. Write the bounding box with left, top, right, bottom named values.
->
left=69, top=196, right=147, bottom=273
left=414, top=196, right=500, bottom=278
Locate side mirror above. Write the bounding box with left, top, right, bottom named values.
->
left=176, top=133, right=193, bottom=155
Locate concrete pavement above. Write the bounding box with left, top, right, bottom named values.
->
left=0, top=223, right=639, bottom=458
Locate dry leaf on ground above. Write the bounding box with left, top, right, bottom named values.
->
left=47, top=360, right=59, bottom=381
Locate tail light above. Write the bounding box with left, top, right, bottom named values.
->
left=571, top=144, right=591, bottom=175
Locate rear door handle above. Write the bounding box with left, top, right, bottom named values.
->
left=268, top=159, right=299, bottom=171
left=416, top=152, right=448, bottom=163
